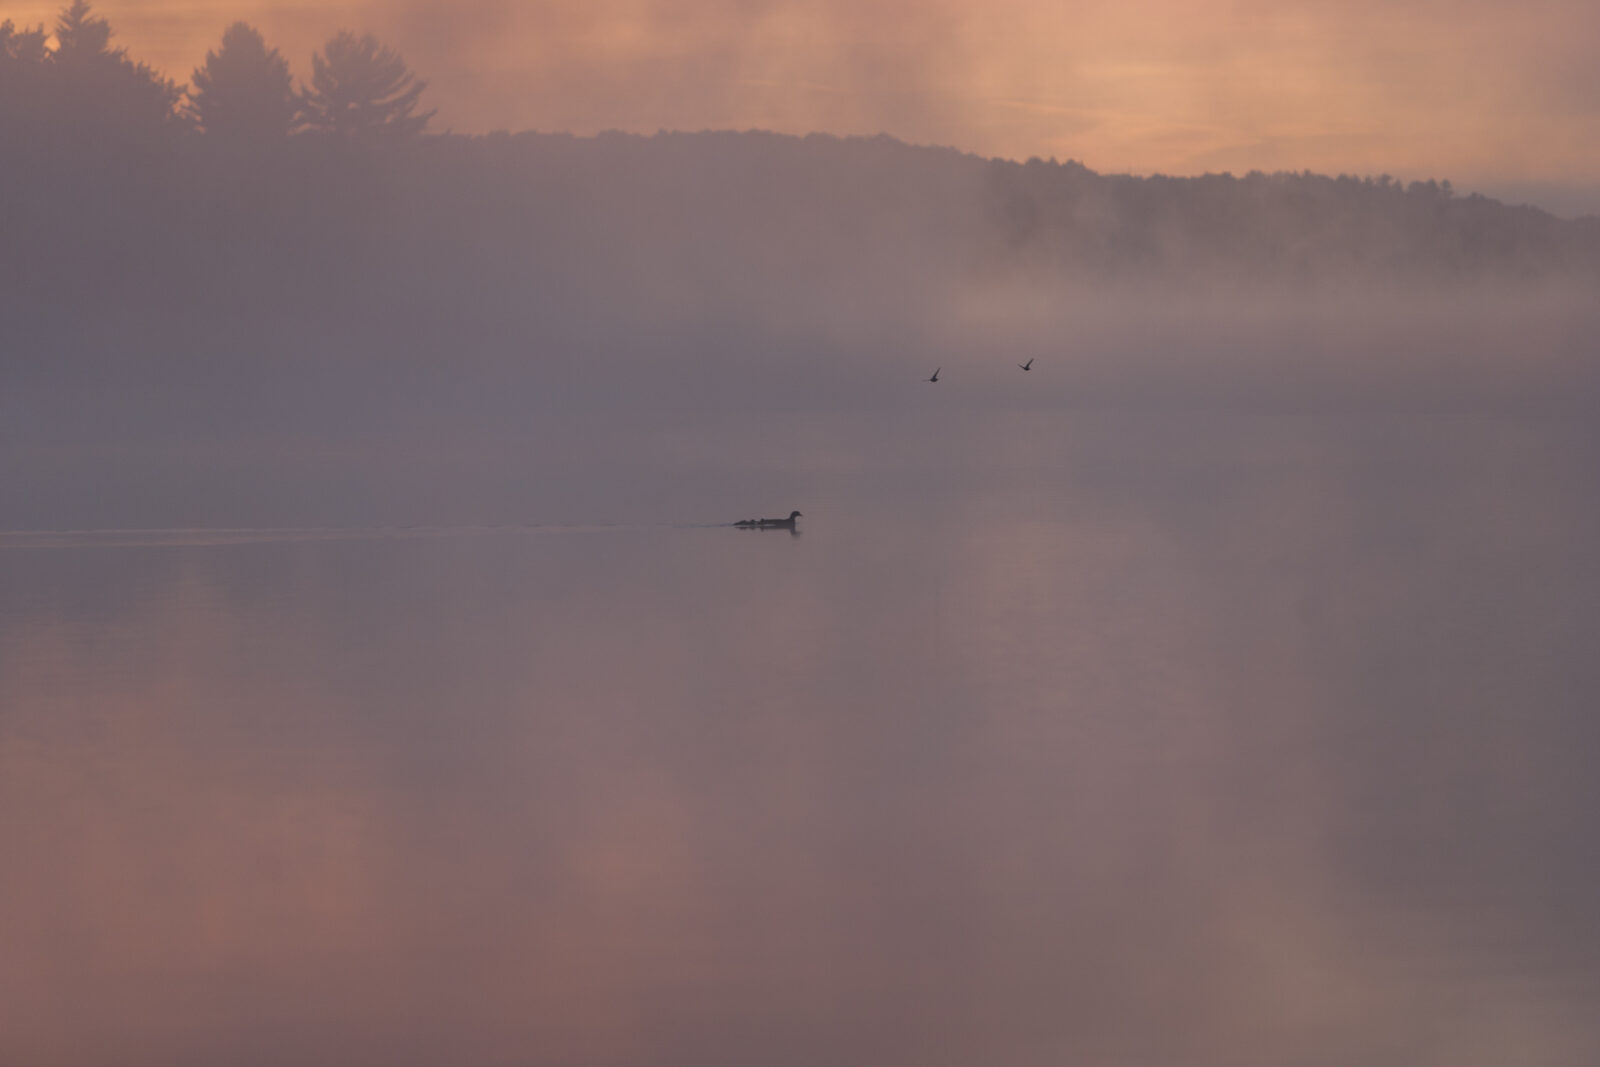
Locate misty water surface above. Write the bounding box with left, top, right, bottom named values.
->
left=8, top=33, right=1600, bottom=1060
left=4, top=394, right=1600, bottom=1067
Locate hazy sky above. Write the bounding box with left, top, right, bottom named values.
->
left=12, top=0, right=1600, bottom=212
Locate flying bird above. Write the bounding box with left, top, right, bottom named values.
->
left=1019, top=358, right=1034, bottom=371
left=926, top=367, right=941, bottom=383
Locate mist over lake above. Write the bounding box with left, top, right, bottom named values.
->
left=6, top=7, right=1600, bottom=1064
left=7, top=402, right=1600, bottom=1066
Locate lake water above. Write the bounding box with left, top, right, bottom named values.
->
left=3, top=407, right=1599, bottom=1066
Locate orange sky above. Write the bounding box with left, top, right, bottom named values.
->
left=9, top=0, right=1600, bottom=211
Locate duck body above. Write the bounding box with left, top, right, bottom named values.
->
left=735, top=510, right=803, bottom=529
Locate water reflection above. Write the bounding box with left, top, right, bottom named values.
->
left=2, top=413, right=1598, bottom=1066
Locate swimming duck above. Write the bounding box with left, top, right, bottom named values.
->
left=735, top=510, right=803, bottom=529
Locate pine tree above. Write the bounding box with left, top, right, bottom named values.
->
left=189, top=22, right=298, bottom=142
left=0, top=20, right=50, bottom=137
left=47, top=1, right=183, bottom=137
left=0, top=19, right=49, bottom=69
left=300, top=31, right=433, bottom=141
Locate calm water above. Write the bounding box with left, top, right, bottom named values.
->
left=4, top=409, right=1599, bottom=1066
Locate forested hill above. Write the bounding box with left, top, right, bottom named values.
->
left=6, top=3, right=1600, bottom=393
left=9, top=126, right=1598, bottom=392
left=6, top=127, right=1599, bottom=334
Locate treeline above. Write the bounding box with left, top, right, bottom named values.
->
left=1, top=2, right=429, bottom=146
left=4, top=3, right=1600, bottom=396
left=981, top=158, right=1600, bottom=281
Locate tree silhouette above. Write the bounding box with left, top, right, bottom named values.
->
left=0, top=19, right=49, bottom=69
left=0, top=20, right=51, bottom=134
left=45, top=1, right=183, bottom=138
left=189, top=22, right=298, bottom=142
left=299, top=31, right=433, bottom=141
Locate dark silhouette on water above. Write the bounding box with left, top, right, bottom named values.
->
left=926, top=367, right=941, bottom=382
left=734, top=510, right=802, bottom=530
left=1019, top=358, right=1033, bottom=370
